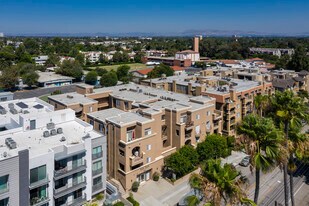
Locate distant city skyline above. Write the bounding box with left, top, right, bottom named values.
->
left=1, top=0, right=309, bottom=36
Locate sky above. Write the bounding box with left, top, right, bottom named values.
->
left=0, top=0, right=309, bottom=35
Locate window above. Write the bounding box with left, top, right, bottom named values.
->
left=93, top=176, right=102, bottom=186
left=55, top=103, right=58, bottom=109
left=119, top=163, right=125, bottom=171
left=146, top=145, right=151, bottom=151
left=0, top=198, right=9, bottom=206
left=176, top=129, right=180, bottom=136
left=92, top=146, right=102, bottom=159
left=146, top=157, right=151, bottom=163
left=126, top=130, right=135, bottom=142
left=92, top=161, right=102, bottom=175
left=206, top=121, right=211, bottom=130
left=0, top=175, right=9, bottom=193
left=161, top=115, right=165, bottom=120
left=180, top=115, right=187, bottom=123
left=115, top=99, right=120, bottom=107
left=0, top=97, right=7, bottom=101
left=89, top=106, right=93, bottom=112
left=119, top=149, right=125, bottom=156
left=144, top=128, right=152, bottom=136
left=30, top=165, right=46, bottom=184
left=73, top=172, right=83, bottom=184
left=196, top=114, right=200, bottom=120
left=206, top=111, right=210, bottom=116
left=237, top=113, right=240, bottom=118
left=30, top=120, right=36, bottom=130
left=237, top=104, right=240, bottom=109
left=30, top=185, right=47, bottom=203
left=124, top=102, right=129, bottom=110
left=99, top=123, right=104, bottom=133
left=195, top=125, right=200, bottom=134
left=89, top=119, right=94, bottom=126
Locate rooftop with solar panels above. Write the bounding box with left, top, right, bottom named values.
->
left=0, top=98, right=101, bottom=160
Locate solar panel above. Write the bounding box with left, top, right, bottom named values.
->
left=33, top=104, right=44, bottom=109
left=16, top=102, right=28, bottom=109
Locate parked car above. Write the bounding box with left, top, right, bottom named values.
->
left=239, top=156, right=250, bottom=167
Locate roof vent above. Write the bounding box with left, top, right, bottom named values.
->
left=8, top=103, right=14, bottom=109
left=57, top=128, right=63, bottom=134
left=43, top=131, right=50, bottom=138
left=10, top=108, right=18, bottom=114
left=60, top=136, right=66, bottom=142
left=47, top=122, right=55, bottom=130
left=50, top=129, right=57, bottom=136
left=23, top=110, right=29, bottom=114
left=3, top=152, right=7, bottom=157
left=67, top=95, right=74, bottom=99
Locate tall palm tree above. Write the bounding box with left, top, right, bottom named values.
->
left=189, top=159, right=255, bottom=206
left=270, top=90, right=309, bottom=206
left=237, top=114, right=285, bottom=204
left=253, top=94, right=269, bottom=117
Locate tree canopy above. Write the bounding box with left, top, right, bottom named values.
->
left=147, top=63, right=174, bottom=79
left=100, top=71, right=118, bottom=87
left=56, top=60, right=84, bottom=81
left=85, top=71, right=98, bottom=85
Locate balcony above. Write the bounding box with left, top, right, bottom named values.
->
left=54, top=160, right=87, bottom=180
left=30, top=195, right=50, bottom=206
left=185, top=121, right=194, bottom=131
left=92, top=182, right=103, bottom=193
left=130, top=155, right=144, bottom=167
left=162, top=133, right=168, bottom=141
left=59, top=194, right=87, bottom=206
left=185, top=133, right=191, bottom=139
left=214, top=122, right=220, bottom=129
left=213, top=110, right=222, bottom=120
left=92, top=168, right=103, bottom=176
left=230, top=119, right=236, bottom=125
left=30, top=175, right=49, bottom=190
left=53, top=177, right=87, bottom=199
left=92, top=152, right=103, bottom=160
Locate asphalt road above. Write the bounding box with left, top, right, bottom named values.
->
left=13, top=85, right=77, bottom=99
left=260, top=163, right=309, bottom=206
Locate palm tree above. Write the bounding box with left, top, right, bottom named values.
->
left=237, top=114, right=285, bottom=204
left=270, top=90, right=309, bottom=206
left=253, top=94, right=269, bottom=117
left=189, top=159, right=255, bottom=206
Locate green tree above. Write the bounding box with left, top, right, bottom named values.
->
left=75, top=53, right=85, bottom=65
left=0, top=66, right=19, bottom=90
left=165, top=151, right=194, bottom=178
left=185, top=195, right=200, bottom=206
left=45, top=54, right=60, bottom=67
left=253, top=94, right=269, bottom=117
left=288, top=46, right=309, bottom=72
left=179, top=145, right=199, bottom=166
left=23, top=38, right=40, bottom=55
left=99, top=54, right=108, bottom=64
left=95, top=67, right=108, bottom=76
left=189, top=159, right=253, bottom=206
left=85, top=71, right=98, bottom=85
left=270, top=90, right=309, bottom=206
left=22, top=70, right=39, bottom=88
left=196, top=134, right=229, bottom=162
left=147, top=63, right=174, bottom=78
left=237, top=114, right=285, bottom=204
left=112, top=51, right=123, bottom=63
left=100, top=71, right=118, bottom=87
left=116, top=65, right=131, bottom=83
left=56, top=60, right=83, bottom=81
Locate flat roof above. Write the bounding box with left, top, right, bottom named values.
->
left=48, top=92, right=98, bottom=105
left=37, top=72, right=74, bottom=83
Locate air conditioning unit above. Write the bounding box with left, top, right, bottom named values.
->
left=50, top=129, right=57, bottom=136
left=57, top=128, right=63, bottom=134
left=43, top=131, right=50, bottom=138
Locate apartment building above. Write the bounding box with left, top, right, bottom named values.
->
left=249, top=47, right=295, bottom=57
left=0, top=98, right=106, bottom=206
left=49, top=84, right=222, bottom=190
left=141, top=74, right=273, bottom=136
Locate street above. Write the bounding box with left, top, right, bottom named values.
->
left=13, top=85, right=76, bottom=99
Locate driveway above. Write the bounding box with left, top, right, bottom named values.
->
left=133, top=177, right=191, bottom=206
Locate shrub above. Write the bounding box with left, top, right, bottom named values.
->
left=113, top=202, right=125, bottom=206
left=95, top=193, right=104, bottom=201
left=85, top=71, right=98, bottom=85
left=131, top=181, right=140, bottom=192
left=153, top=172, right=160, bottom=181
left=51, top=90, right=62, bottom=95
left=127, top=194, right=140, bottom=206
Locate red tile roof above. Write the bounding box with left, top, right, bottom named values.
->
left=171, top=66, right=185, bottom=71
left=246, top=57, right=264, bottom=62
left=135, top=68, right=153, bottom=75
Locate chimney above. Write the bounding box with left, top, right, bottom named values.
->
left=193, top=36, right=199, bottom=53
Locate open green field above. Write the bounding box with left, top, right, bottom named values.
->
left=88, top=63, right=148, bottom=71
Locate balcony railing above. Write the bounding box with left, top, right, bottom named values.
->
left=92, top=182, right=103, bottom=193
left=30, top=175, right=49, bottom=189
left=129, top=155, right=143, bottom=167
left=185, top=133, right=191, bottom=139
left=30, top=195, right=50, bottom=206
left=92, top=168, right=103, bottom=176
left=59, top=194, right=87, bottom=206
left=92, top=152, right=103, bottom=160
left=53, top=177, right=87, bottom=198
left=185, top=121, right=194, bottom=131
left=54, top=160, right=87, bottom=180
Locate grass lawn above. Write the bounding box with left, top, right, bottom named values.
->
left=88, top=63, right=149, bottom=71
left=39, top=95, right=49, bottom=102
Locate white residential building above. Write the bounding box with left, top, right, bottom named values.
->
left=0, top=98, right=106, bottom=206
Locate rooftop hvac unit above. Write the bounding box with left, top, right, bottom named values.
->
left=23, top=110, right=29, bottom=114
left=5, top=138, right=16, bottom=149
left=50, top=129, right=57, bottom=136
left=10, top=108, right=18, bottom=114
left=43, top=131, right=50, bottom=138
left=67, top=95, right=74, bottom=99
left=3, top=152, right=7, bottom=157
left=0, top=109, right=6, bottom=115
left=8, top=103, right=14, bottom=109
left=46, top=122, right=55, bottom=130
left=57, top=128, right=63, bottom=134
left=60, top=136, right=66, bottom=142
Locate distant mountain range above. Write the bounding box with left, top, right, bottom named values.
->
left=4, top=29, right=309, bottom=37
